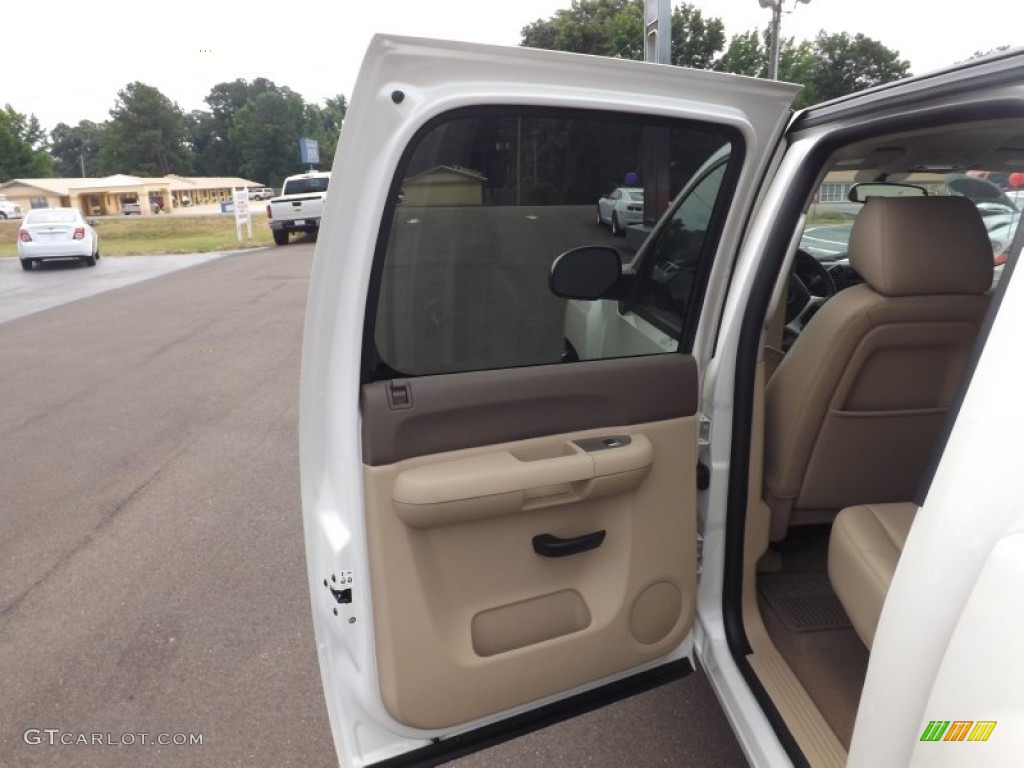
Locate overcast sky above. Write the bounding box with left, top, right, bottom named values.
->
left=6, top=0, right=1020, bottom=131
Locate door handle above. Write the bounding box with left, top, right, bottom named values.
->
left=532, top=530, right=606, bottom=558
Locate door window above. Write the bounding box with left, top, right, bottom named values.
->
left=368, top=108, right=737, bottom=378
left=631, top=158, right=730, bottom=338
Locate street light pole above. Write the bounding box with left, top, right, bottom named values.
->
left=758, top=0, right=810, bottom=80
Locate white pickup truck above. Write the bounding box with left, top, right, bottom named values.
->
left=266, top=171, right=331, bottom=245
left=0, top=194, right=23, bottom=220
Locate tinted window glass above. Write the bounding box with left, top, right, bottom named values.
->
left=283, top=177, right=329, bottom=195
left=370, top=109, right=735, bottom=377
left=633, top=160, right=728, bottom=338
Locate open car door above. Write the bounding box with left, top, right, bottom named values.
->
left=301, top=34, right=797, bottom=767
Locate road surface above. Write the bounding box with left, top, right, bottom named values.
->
left=0, top=242, right=745, bottom=767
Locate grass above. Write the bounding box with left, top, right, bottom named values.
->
left=805, top=203, right=859, bottom=227
left=1, top=203, right=853, bottom=259
left=0, top=213, right=275, bottom=258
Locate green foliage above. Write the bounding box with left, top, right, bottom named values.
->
left=50, top=120, right=106, bottom=177
left=199, top=78, right=280, bottom=176
left=0, top=105, right=54, bottom=180
left=523, top=3, right=912, bottom=108
left=303, top=94, right=347, bottom=170
left=780, top=39, right=819, bottom=108
left=669, top=3, right=724, bottom=69
left=966, top=45, right=1011, bottom=62
left=715, top=30, right=764, bottom=77
left=806, top=32, right=911, bottom=103
left=521, top=0, right=645, bottom=58
left=521, top=0, right=724, bottom=66
left=99, top=83, right=192, bottom=176
left=229, top=87, right=309, bottom=189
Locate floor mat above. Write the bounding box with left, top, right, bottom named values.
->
left=758, top=573, right=852, bottom=632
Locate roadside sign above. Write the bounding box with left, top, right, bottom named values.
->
left=232, top=187, right=252, bottom=242
left=299, top=138, right=320, bottom=166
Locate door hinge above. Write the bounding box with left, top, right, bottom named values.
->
left=387, top=380, right=413, bottom=410
left=698, top=413, right=711, bottom=447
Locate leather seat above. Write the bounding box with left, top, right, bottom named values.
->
left=764, top=196, right=993, bottom=541
left=828, top=502, right=917, bottom=648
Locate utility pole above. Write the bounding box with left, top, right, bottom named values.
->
left=644, top=0, right=670, bottom=65
left=642, top=0, right=671, bottom=224
left=759, top=0, right=811, bottom=80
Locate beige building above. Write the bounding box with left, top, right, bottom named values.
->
left=0, top=174, right=261, bottom=216
left=402, top=166, right=486, bottom=206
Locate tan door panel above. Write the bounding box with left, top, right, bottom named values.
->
left=392, top=435, right=653, bottom=527
left=363, top=416, right=697, bottom=729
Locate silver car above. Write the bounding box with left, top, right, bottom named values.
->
left=17, top=208, right=100, bottom=271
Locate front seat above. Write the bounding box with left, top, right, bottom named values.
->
left=763, top=196, right=993, bottom=541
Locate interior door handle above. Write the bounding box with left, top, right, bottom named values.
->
left=532, top=530, right=606, bottom=558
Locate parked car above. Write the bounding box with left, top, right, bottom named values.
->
left=17, top=208, right=99, bottom=270
left=250, top=187, right=275, bottom=200
left=301, top=36, right=1024, bottom=768
left=0, top=193, right=23, bottom=220
left=597, top=186, right=644, bottom=235
left=986, top=211, right=1023, bottom=265
left=122, top=200, right=160, bottom=215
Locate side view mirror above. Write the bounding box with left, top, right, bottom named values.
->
left=549, top=246, right=627, bottom=300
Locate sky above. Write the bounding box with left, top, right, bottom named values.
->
left=5, top=0, right=1020, bottom=131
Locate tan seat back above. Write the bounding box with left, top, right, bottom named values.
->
left=764, top=196, right=992, bottom=540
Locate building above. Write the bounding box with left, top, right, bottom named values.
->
left=402, top=166, right=487, bottom=206
left=0, top=174, right=262, bottom=216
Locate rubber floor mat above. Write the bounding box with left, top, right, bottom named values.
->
left=758, top=573, right=852, bottom=632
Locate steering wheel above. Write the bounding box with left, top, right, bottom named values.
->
left=785, top=249, right=836, bottom=334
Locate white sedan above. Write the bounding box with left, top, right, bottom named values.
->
left=596, top=186, right=644, bottom=235
left=17, top=208, right=100, bottom=271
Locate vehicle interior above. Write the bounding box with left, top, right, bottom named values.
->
left=742, top=114, right=1023, bottom=763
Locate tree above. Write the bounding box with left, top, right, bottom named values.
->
left=807, top=32, right=910, bottom=103
left=0, top=105, right=54, bottom=180
left=965, top=45, right=1012, bottom=63
left=229, top=87, right=308, bottom=188
left=304, top=94, right=347, bottom=168
left=199, top=78, right=279, bottom=176
left=184, top=110, right=223, bottom=177
left=50, top=120, right=106, bottom=177
left=779, top=39, right=818, bottom=107
left=99, top=83, right=192, bottom=176
left=521, top=0, right=725, bottom=67
left=669, top=3, right=724, bottom=69
left=715, top=30, right=764, bottom=77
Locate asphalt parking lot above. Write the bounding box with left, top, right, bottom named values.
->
left=0, top=252, right=239, bottom=324
left=0, top=243, right=746, bottom=767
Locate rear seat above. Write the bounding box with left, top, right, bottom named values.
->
left=828, top=503, right=917, bottom=648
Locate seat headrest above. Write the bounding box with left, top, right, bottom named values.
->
left=848, top=196, right=993, bottom=297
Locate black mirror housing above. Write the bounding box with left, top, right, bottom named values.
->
left=549, top=246, right=628, bottom=300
